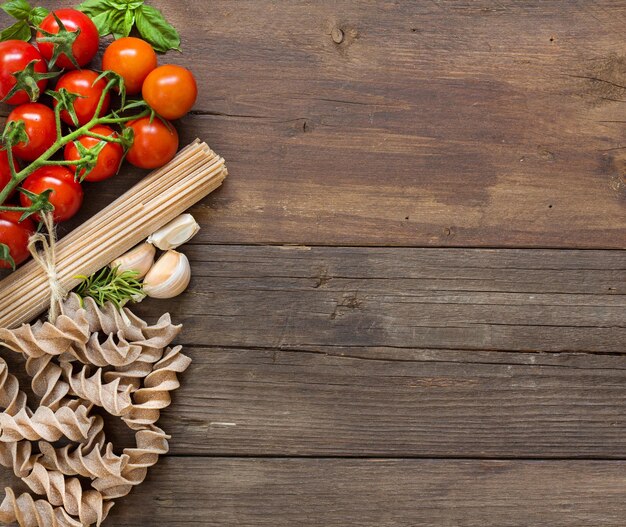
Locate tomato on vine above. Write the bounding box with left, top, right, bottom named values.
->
left=64, top=125, right=124, bottom=182
left=142, top=65, right=197, bottom=120
left=0, top=40, right=53, bottom=105
left=36, top=9, right=99, bottom=70
left=20, top=166, right=83, bottom=223
left=55, top=70, right=110, bottom=127
left=126, top=117, right=179, bottom=169
left=102, top=37, right=157, bottom=96
left=0, top=211, right=34, bottom=269
left=6, top=103, right=56, bottom=162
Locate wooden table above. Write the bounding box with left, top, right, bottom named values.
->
left=2, top=1, right=626, bottom=525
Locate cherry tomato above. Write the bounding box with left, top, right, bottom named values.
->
left=55, top=70, right=110, bottom=127
left=126, top=117, right=179, bottom=169
left=142, top=65, right=198, bottom=120
left=36, top=9, right=99, bottom=70
left=0, top=40, right=50, bottom=105
left=0, top=211, right=35, bottom=268
left=6, top=103, right=56, bottom=162
left=0, top=149, right=19, bottom=196
left=20, top=166, right=83, bottom=222
left=102, top=37, right=157, bottom=96
left=64, top=125, right=124, bottom=182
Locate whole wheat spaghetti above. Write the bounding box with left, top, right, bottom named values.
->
left=0, top=140, right=227, bottom=329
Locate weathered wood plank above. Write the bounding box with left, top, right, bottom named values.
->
left=3, top=1, right=626, bottom=248
left=99, top=458, right=626, bottom=526
left=132, top=245, right=626, bottom=353
left=5, top=343, right=626, bottom=458
left=122, top=346, right=626, bottom=458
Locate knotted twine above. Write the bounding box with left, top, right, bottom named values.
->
left=27, top=212, right=65, bottom=324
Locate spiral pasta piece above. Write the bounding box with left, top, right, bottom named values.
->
left=0, top=315, right=90, bottom=359
left=25, top=355, right=71, bottom=411
left=61, top=363, right=132, bottom=417
left=0, top=357, right=27, bottom=416
left=0, top=488, right=81, bottom=527
left=0, top=405, right=95, bottom=442
left=93, top=426, right=169, bottom=499
left=122, top=346, right=191, bottom=430
left=0, top=294, right=181, bottom=369
left=23, top=464, right=113, bottom=527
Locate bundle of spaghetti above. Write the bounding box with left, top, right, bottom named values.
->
left=0, top=487, right=81, bottom=527
left=23, top=463, right=113, bottom=526
left=0, top=140, right=227, bottom=330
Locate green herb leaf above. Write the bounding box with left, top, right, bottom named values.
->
left=28, top=6, right=48, bottom=25
left=111, top=0, right=143, bottom=10
left=75, top=265, right=144, bottom=310
left=89, top=10, right=113, bottom=35
left=0, top=243, right=15, bottom=271
left=0, top=19, right=30, bottom=41
left=108, top=7, right=134, bottom=38
left=1, top=0, right=32, bottom=20
left=77, top=0, right=114, bottom=16
left=135, top=4, right=180, bottom=53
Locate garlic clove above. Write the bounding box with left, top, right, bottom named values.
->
left=147, top=214, right=200, bottom=250
left=143, top=250, right=191, bottom=299
left=110, top=243, right=156, bottom=279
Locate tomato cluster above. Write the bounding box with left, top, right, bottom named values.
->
left=0, top=7, right=198, bottom=269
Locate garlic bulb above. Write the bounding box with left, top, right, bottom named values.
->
left=147, top=214, right=200, bottom=250
left=143, top=250, right=191, bottom=299
left=110, top=243, right=156, bottom=279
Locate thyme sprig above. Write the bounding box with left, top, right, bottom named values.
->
left=75, top=266, right=144, bottom=310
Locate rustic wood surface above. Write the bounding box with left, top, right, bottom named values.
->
left=1, top=1, right=626, bottom=525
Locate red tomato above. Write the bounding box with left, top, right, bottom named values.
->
left=20, top=166, right=83, bottom=222
left=0, top=40, right=50, bottom=105
left=126, top=117, right=179, bottom=169
left=64, top=125, right=123, bottom=182
left=0, top=211, right=34, bottom=268
left=36, top=9, right=99, bottom=70
left=102, top=37, right=157, bottom=95
left=55, top=70, right=110, bottom=127
left=142, top=65, right=198, bottom=120
left=6, top=103, right=56, bottom=162
left=0, top=149, right=19, bottom=196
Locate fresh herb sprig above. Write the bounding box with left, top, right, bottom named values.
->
left=78, top=0, right=180, bottom=52
left=0, top=0, right=180, bottom=53
left=75, top=265, right=144, bottom=309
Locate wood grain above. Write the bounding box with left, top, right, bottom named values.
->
left=3, top=0, right=626, bottom=248
left=132, top=245, right=626, bottom=353
left=100, top=458, right=626, bottom=526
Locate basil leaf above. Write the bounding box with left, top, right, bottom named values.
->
left=78, top=0, right=114, bottom=16
left=0, top=243, right=15, bottom=271
left=135, top=4, right=180, bottom=53
left=28, top=6, right=48, bottom=25
left=111, top=0, right=143, bottom=10
left=108, top=7, right=134, bottom=38
left=90, top=10, right=113, bottom=35
left=1, top=0, right=31, bottom=20
left=0, top=20, right=31, bottom=41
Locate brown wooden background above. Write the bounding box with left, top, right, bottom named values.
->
left=2, top=1, right=626, bottom=525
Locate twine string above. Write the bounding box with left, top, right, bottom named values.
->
left=28, top=212, right=65, bottom=323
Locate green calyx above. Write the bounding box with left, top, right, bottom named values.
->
left=35, top=13, right=81, bottom=69
left=1, top=59, right=59, bottom=103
